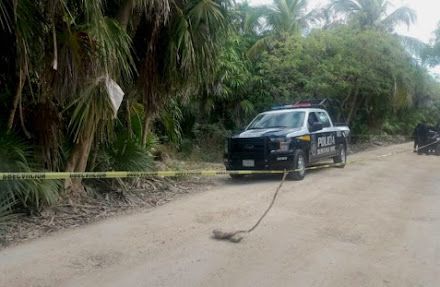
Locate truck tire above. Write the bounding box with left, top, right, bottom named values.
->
left=229, top=173, right=244, bottom=179
left=418, top=145, right=426, bottom=155
left=290, top=150, right=306, bottom=180
left=435, top=143, right=440, bottom=156
left=333, top=144, right=347, bottom=168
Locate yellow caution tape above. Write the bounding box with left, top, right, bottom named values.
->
left=0, top=149, right=413, bottom=181
left=0, top=170, right=287, bottom=180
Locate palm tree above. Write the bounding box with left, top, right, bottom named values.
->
left=264, top=0, right=314, bottom=34
left=248, top=0, right=317, bottom=57
left=0, top=0, right=231, bottom=193
left=330, top=0, right=416, bottom=32
left=130, top=0, right=231, bottom=146
left=315, top=5, right=344, bottom=30
left=329, top=0, right=425, bottom=115
left=329, top=0, right=427, bottom=58
left=424, top=22, right=440, bottom=67
left=235, top=1, right=266, bottom=35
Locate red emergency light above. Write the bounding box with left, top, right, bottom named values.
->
left=271, top=103, right=312, bottom=110
left=291, top=103, right=311, bottom=107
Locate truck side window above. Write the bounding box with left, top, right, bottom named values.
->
left=317, top=112, right=331, bottom=128
left=307, top=112, right=319, bottom=129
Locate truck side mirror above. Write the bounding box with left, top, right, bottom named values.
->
left=310, top=122, right=323, bottom=132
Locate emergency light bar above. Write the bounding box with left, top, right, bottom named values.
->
left=271, top=103, right=311, bottom=110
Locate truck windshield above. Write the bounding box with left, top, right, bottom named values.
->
left=247, top=111, right=305, bottom=130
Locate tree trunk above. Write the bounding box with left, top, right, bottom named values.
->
left=18, top=90, right=32, bottom=138
left=341, top=87, right=353, bottom=110
left=116, top=0, right=134, bottom=31
left=87, top=139, right=100, bottom=172
left=126, top=99, right=133, bottom=138
left=64, top=117, right=96, bottom=193
left=7, top=69, right=25, bottom=132
left=346, top=81, right=361, bottom=125
left=117, top=0, right=134, bottom=139
left=141, top=110, right=152, bottom=147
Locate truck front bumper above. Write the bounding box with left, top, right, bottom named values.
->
left=224, top=152, right=295, bottom=171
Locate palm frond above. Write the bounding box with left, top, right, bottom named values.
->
left=239, top=99, right=255, bottom=116
left=167, top=0, right=229, bottom=85
left=330, top=0, right=416, bottom=31
left=168, top=3, right=196, bottom=76
left=86, top=14, right=136, bottom=82
left=398, top=34, right=427, bottom=58
left=0, top=0, right=12, bottom=32
left=247, top=34, right=275, bottom=58
left=315, top=5, right=344, bottom=30
left=136, top=0, right=170, bottom=20
left=0, top=202, right=16, bottom=227
left=95, top=134, right=154, bottom=172
left=239, top=3, right=266, bottom=34
left=48, top=0, right=135, bottom=105
left=0, top=132, right=60, bottom=213
left=299, top=7, right=321, bottom=32
left=188, top=0, right=225, bottom=30
left=423, top=45, right=440, bottom=68
left=23, top=180, right=61, bottom=210
left=69, top=80, right=116, bottom=143
left=382, top=6, right=416, bottom=30
left=160, top=100, right=183, bottom=144
left=0, top=132, right=32, bottom=212
left=331, top=0, right=362, bottom=13
left=262, top=0, right=311, bottom=34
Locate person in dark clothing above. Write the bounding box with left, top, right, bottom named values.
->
left=413, top=123, right=421, bottom=152
left=414, top=121, right=429, bottom=152
left=435, top=121, right=440, bottom=132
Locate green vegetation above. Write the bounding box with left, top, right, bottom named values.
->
left=1, top=0, right=440, bottom=220
left=425, top=22, right=440, bottom=67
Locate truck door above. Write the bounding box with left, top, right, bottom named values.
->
left=308, top=112, right=322, bottom=161
left=316, top=111, right=337, bottom=157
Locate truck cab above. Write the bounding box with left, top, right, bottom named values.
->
left=224, top=100, right=350, bottom=180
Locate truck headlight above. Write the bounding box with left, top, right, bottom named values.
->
left=270, top=138, right=291, bottom=152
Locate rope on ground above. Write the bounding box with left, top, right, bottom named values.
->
left=211, top=145, right=426, bottom=244
left=212, top=171, right=289, bottom=243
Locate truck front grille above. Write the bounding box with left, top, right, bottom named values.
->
left=229, top=138, right=267, bottom=155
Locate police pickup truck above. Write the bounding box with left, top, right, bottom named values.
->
left=224, top=99, right=350, bottom=180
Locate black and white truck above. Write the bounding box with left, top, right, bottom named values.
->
left=224, top=99, right=350, bottom=180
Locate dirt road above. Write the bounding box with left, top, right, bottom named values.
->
left=1, top=143, right=439, bottom=287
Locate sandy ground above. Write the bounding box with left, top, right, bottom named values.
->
left=0, top=142, right=439, bottom=287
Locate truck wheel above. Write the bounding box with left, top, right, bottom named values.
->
left=229, top=173, right=244, bottom=179
left=435, top=143, right=440, bottom=156
left=290, top=150, right=306, bottom=180
left=418, top=145, right=426, bottom=155
left=333, top=144, right=347, bottom=168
